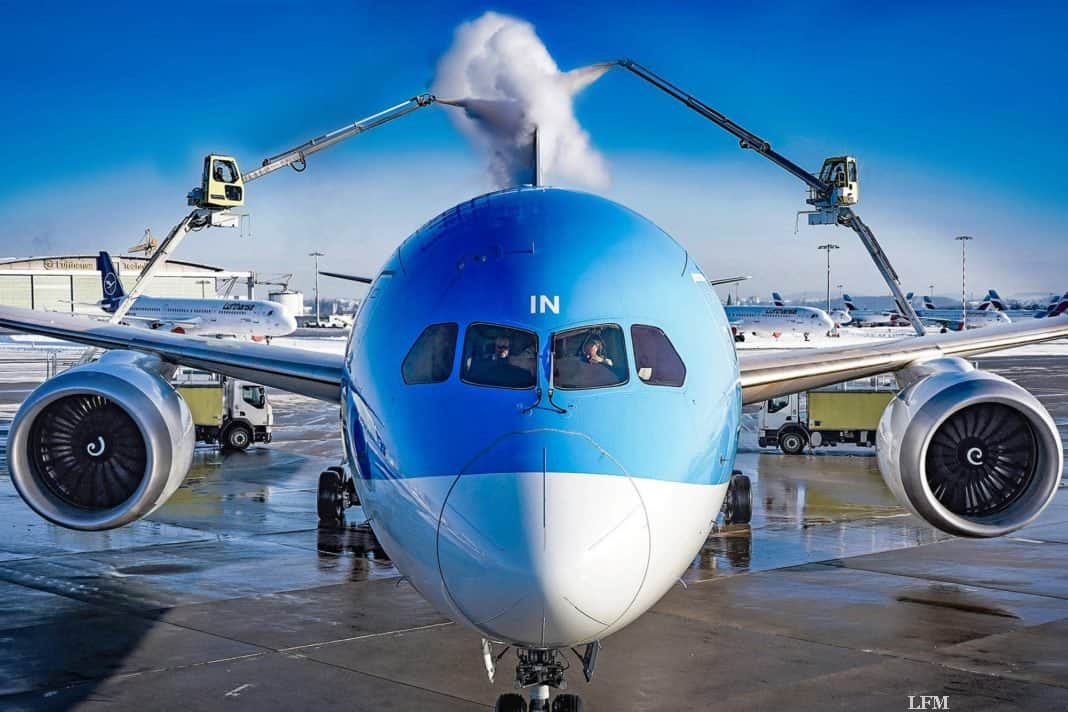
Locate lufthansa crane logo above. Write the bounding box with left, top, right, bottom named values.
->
left=103, top=274, right=118, bottom=296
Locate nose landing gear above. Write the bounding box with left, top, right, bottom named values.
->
left=317, top=464, right=359, bottom=525
left=489, top=642, right=599, bottom=712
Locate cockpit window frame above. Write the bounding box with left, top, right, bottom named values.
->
left=459, top=322, right=539, bottom=391
left=551, top=322, right=630, bottom=392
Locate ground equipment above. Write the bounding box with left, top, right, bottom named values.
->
left=758, top=375, right=898, bottom=453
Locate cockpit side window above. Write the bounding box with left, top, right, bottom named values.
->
left=460, top=324, right=538, bottom=389
left=553, top=324, right=628, bottom=390
left=402, top=323, right=458, bottom=385
left=631, top=325, right=686, bottom=387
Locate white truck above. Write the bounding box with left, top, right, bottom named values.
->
left=173, top=370, right=273, bottom=451
left=757, top=375, right=897, bottom=454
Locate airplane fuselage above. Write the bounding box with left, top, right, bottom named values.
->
left=341, top=187, right=741, bottom=648
left=117, top=296, right=297, bottom=338
left=724, top=304, right=834, bottom=338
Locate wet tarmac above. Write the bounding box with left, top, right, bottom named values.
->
left=0, top=355, right=1066, bottom=710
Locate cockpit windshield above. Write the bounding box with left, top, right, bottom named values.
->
left=552, top=324, right=628, bottom=390
left=461, top=324, right=538, bottom=389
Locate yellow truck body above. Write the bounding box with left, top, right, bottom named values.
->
left=176, top=384, right=224, bottom=427
left=807, top=391, right=895, bottom=431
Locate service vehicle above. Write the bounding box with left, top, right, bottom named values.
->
left=758, top=375, right=897, bottom=454
left=173, top=370, right=272, bottom=450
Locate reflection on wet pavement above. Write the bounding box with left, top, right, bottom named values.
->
left=689, top=450, right=952, bottom=582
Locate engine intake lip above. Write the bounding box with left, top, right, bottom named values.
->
left=8, top=366, right=178, bottom=531
left=903, top=376, right=1062, bottom=538
left=28, top=394, right=148, bottom=511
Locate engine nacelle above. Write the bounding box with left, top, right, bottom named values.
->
left=8, top=351, right=194, bottom=531
left=877, top=358, right=1062, bottom=538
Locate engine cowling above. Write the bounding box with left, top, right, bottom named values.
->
left=8, top=351, right=194, bottom=531
left=877, top=358, right=1062, bottom=538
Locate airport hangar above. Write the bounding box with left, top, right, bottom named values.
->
left=0, top=255, right=255, bottom=314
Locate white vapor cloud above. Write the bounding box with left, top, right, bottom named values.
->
left=433, top=11, right=610, bottom=189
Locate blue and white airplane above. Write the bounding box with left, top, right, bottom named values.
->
left=95, top=251, right=297, bottom=339
left=2, top=187, right=1067, bottom=710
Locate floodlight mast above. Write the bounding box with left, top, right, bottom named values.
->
left=609, top=59, right=926, bottom=336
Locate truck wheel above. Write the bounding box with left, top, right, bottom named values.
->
left=222, top=423, right=252, bottom=451
left=779, top=429, right=808, bottom=455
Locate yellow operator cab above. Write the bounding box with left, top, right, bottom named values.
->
left=189, top=154, right=244, bottom=208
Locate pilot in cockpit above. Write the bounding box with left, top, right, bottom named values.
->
left=582, top=337, right=614, bottom=368
left=492, top=336, right=511, bottom=360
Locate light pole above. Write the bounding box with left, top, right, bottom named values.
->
left=309, top=252, right=324, bottom=326
left=195, top=279, right=213, bottom=299
left=955, top=236, right=973, bottom=329
left=817, top=244, right=840, bottom=314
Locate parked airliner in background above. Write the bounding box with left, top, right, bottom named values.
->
left=3, top=187, right=1067, bottom=711
left=840, top=294, right=910, bottom=327
left=96, top=252, right=296, bottom=339
left=725, top=295, right=834, bottom=341
left=914, top=293, right=1011, bottom=330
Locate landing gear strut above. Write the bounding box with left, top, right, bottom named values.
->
left=317, top=464, right=358, bottom=525
left=722, top=470, right=752, bottom=525
left=491, top=643, right=598, bottom=712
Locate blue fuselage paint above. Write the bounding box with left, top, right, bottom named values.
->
left=337, top=187, right=741, bottom=647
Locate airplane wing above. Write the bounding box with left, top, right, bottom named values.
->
left=319, top=271, right=374, bottom=284
left=705, top=275, right=750, bottom=287
left=0, top=306, right=344, bottom=402
left=739, top=318, right=1068, bottom=404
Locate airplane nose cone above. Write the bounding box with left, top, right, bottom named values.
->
left=437, top=431, right=650, bottom=648
left=282, top=312, right=298, bottom=333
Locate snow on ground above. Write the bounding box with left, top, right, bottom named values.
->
left=737, top=328, right=1068, bottom=357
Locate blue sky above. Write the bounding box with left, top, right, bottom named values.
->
left=1, top=2, right=1064, bottom=300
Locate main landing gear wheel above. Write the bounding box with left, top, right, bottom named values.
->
left=495, top=693, right=527, bottom=712
left=779, top=429, right=808, bottom=455
left=221, top=422, right=252, bottom=451
left=723, top=472, right=752, bottom=525
left=317, top=469, right=346, bottom=524
left=551, top=693, right=584, bottom=712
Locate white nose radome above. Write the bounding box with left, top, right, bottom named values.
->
left=436, top=433, right=650, bottom=648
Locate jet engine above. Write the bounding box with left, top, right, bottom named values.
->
left=8, top=351, right=194, bottom=531
left=877, top=358, right=1062, bottom=538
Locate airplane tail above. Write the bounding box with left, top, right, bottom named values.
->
left=96, top=251, right=126, bottom=313
left=987, top=289, right=1008, bottom=311
left=921, top=294, right=936, bottom=310
left=1049, top=292, right=1068, bottom=318
left=1036, top=293, right=1065, bottom=319
left=771, top=292, right=785, bottom=307
left=842, top=294, right=856, bottom=311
